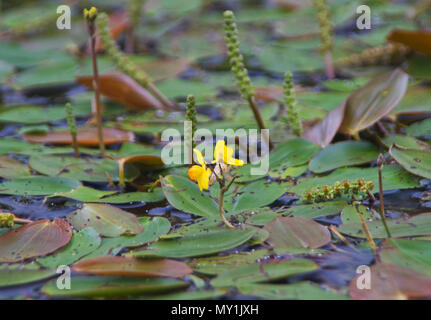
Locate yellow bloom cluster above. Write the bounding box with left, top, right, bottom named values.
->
left=188, top=140, right=244, bottom=191
left=83, top=7, right=98, bottom=20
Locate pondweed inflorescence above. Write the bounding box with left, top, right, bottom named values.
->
left=282, top=71, right=302, bottom=137
left=65, top=102, right=79, bottom=158
left=336, top=43, right=411, bottom=68
left=223, top=10, right=273, bottom=149
left=186, top=94, right=197, bottom=149
left=96, top=12, right=174, bottom=110
left=303, top=178, right=375, bottom=203
left=313, top=0, right=334, bottom=79
left=0, top=213, right=14, bottom=228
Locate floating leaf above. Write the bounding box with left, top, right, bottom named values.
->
left=210, top=258, right=317, bottom=287
left=0, top=176, right=81, bottom=196
left=338, top=212, right=431, bottom=239
left=29, top=155, right=139, bottom=182
left=37, top=228, right=101, bottom=268
left=338, top=69, right=409, bottom=137
left=189, top=249, right=272, bottom=275
left=23, top=128, right=134, bottom=146
left=263, top=217, right=331, bottom=249
left=161, top=175, right=219, bottom=218
left=390, top=145, right=431, bottom=179
left=0, top=156, right=31, bottom=179
left=128, top=228, right=256, bottom=258
left=406, top=118, right=431, bottom=138
left=382, top=135, right=430, bottom=150
left=0, top=218, right=72, bottom=263
left=350, top=263, right=431, bottom=300
left=73, top=256, right=192, bottom=279
left=67, top=203, right=143, bottom=238
left=304, top=102, right=346, bottom=147
left=48, top=186, right=165, bottom=204
left=0, top=266, right=56, bottom=288
left=76, top=74, right=164, bottom=110
left=84, top=217, right=170, bottom=259
left=238, top=282, right=348, bottom=300
left=42, top=276, right=188, bottom=298
left=309, top=141, right=379, bottom=173
left=387, top=29, right=431, bottom=56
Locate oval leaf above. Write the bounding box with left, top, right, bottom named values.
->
left=390, top=145, right=431, bottom=180
left=264, top=217, right=331, bottom=249
left=73, top=256, right=192, bottom=278
left=67, top=203, right=143, bottom=237
left=0, top=218, right=72, bottom=263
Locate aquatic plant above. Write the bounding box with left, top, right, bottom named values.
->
left=313, top=0, right=334, bottom=79
left=65, top=102, right=79, bottom=158
left=282, top=71, right=302, bottom=137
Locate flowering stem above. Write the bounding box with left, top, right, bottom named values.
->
left=377, top=154, right=392, bottom=238
left=86, top=13, right=105, bottom=157
left=65, top=103, right=80, bottom=158
left=354, top=204, right=377, bottom=254
left=324, top=50, right=335, bottom=80
left=218, top=175, right=239, bottom=229
left=248, top=97, right=274, bottom=150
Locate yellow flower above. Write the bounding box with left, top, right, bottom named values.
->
left=188, top=149, right=211, bottom=191
left=83, top=7, right=98, bottom=20
left=212, top=140, right=244, bottom=166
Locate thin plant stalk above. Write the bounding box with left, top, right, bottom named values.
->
left=65, top=103, right=80, bottom=158
left=377, top=154, right=392, bottom=238
left=354, top=204, right=377, bottom=254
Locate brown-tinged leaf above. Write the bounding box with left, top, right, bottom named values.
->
left=255, top=86, right=284, bottom=102
left=22, top=128, right=134, bottom=146
left=263, top=216, right=331, bottom=249
left=0, top=218, right=72, bottom=263
left=67, top=203, right=143, bottom=237
left=141, top=58, right=190, bottom=82
left=387, top=29, right=431, bottom=56
left=115, top=154, right=164, bottom=187
left=339, top=68, right=408, bottom=137
left=304, top=101, right=346, bottom=147
left=72, top=256, right=192, bottom=278
left=350, top=263, right=431, bottom=300
left=76, top=74, right=164, bottom=110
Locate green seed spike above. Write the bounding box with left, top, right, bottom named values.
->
left=65, top=103, right=80, bottom=158
left=128, top=0, right=145, bottom=28
left=313, top=0, right=333, bottom=53
left=186, top=94, right=197, bottom=149
left=223, top=10, right=255, bottom=100
left=282, top=72, right=302, bottom=137
left=96, top=13, right=174, bottom=110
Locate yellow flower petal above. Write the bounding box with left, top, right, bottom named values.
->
left=193, top=149, right=206, bottom=167
left=197, top=168, right=211, bottom=190
left=188, top=165, right=204, bottom=181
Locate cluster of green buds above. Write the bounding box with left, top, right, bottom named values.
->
left=282, top=71, right=302, bottom=137
left=65, top=103, right=77, bottom=140
left=96, top=12, right=152, bottom=87
left=337, top=43, right=411, bottom=67
left=313, top=0, right=333, bottom=53
left=303, top=178, right=374, bottom=203
left=185, top=94, right=197, bottom=149
left=0, top=213, right=14, bottom=228
left=223, top=10, right=255, bottom=100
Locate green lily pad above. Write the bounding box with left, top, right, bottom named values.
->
left=67, top=203, right=143, bottom=238
left=161, top=175, right=219, bottom=217
left=210, top=258, right=317, bottom=287
left=41, top=276, right=188, bottom=298
left=48, top=186, right=165, bottom=204
left=406, top=118, right=431, bottom=138
left=37, top=228, right=101, bottom=269
left=238, top=282, right=348, bottom=300
left=128, top=228, right=256, bottom=258
left=390, top=145, right=431, bottom=180
left=309, top=141, right=379, bottom=173
left=189, top=249, right=272, bottom=275
left=382, top=135, right=430, bottom=150
left=0, top=266, right=56, bottom=288
left=337, top=212, right=431, bottom=239
left=380, top=239, right=431, bottom=278
left=84, top=217, right=170, bottom=259
left=270, top=138, right=321, bottom=168
left=29, top=155, right=139, bottom=182
left=0, top=156, right=31, bottom=179
left=0, top=176, right=82, bottom=196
